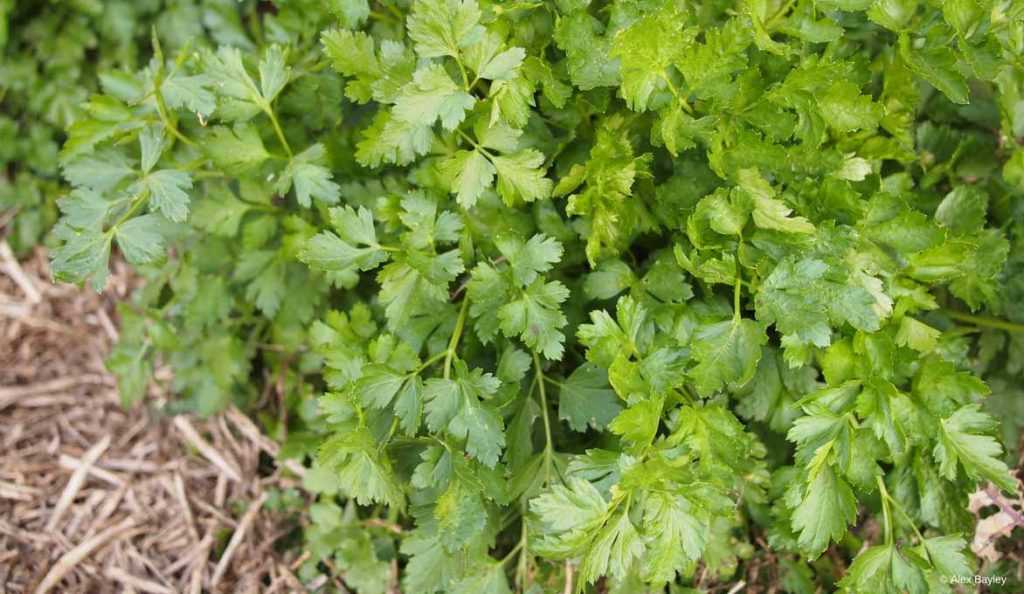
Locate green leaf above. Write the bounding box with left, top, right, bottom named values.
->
left=839, top=544, right=927, bottom=594
left=450, top=562, right=512, bottom=594
left=319, top=428, right=406, bottom=509
left=917, top=535, right=973, bottom=579
left=492, top=150, right=553, bottom=205
left=868, top=0, right=918, bottom=31
left=531, top=477, right=609, bottom=556
left=441, top=149, right=495, bottom=208
left=161, top=71, right=216, bottom=117
left=106, top=320, right=152, bottom=407
left=933, top=404, right=1016, bottom=492
left=791, top=465, right=858, bottom=558
left=584, top=259, right=635, bottom=300
left=139, top=126, right=165, bottom=174
left=352, top=365, right=407, bottom=409
left=51, top=225, right=112, bottom=291
left=63, top=149, right=135, bottom=192
left=406, top=0, right=484, bottom=59
left=895, top=317, right=940, bottom=353
left=327, top=0, right=371, bottom=28
left=57, top=188, right=110, bottom=231
left=279, top=144, right=340, bottom=207
left=498, top=279, right=570, bottom=359
left=115, top=214, right=165, bottom=265
left=393, top=64, right=475, bottom=131
left=205, top=124, right=270, bottom=174
left=301, top=205, right=387, bottom=272
left=609, top=397, right=663, bottom=446
left=356, top=111, right=435, bottom=167
left=494, top=233, right=563, bottom=288
left=757, top=258, right=886, bottom=347
left=466, top=35, right=526, bottom=81
left=899, top=33, right=969, bottom=104
left=942, top=0, right=985, bottom=37
left=737, top=169, right=815, bottom=234
left=259, top=45, right=291, bottom=103
left=819, top=81, right=882, bottom=132
left=424, top=362, right=505, bottom=467
left=139, top=169, right=192, bottom=223
left=639, top=490, right=705, bottom=583
left=322, top=29, right=383, bottom=103
left=558, top=363, right=622, bottom=432
left=690, top=319, right=767, bottom=397
left=610, top=8, right=686, bottom=112
left=579, top=507, right=644, bottom=583
left=379, top=250, right=464, bottom=330
left=578, top=296, right=650, bottom=368
left=935, top=186, right=987, bottom=235
left=201, top=46, right=265, bottom=120
left=553, top=12, right=620, bottom=90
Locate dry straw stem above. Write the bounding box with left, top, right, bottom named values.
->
left=33, top=517, right=138, bottom=594
left=210, top=492, right=269, bottom=588
left=0, top=240, right=41, bottom=304
left=104, top=566, right=176, bottom=594
left=0, top=374, right=112, bottom=409
left=46, top=435, right=112, bottom=532
left=172, top=416, right=243, bottom=482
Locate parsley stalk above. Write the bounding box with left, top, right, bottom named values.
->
left=733, top=274, right=743, bottom=321
left=443, top=297, right=470, bottom=379
left=944, top=310, right=1024, bottom=333
left=153, top=89, right=196, bottom=149
left=264, top=106, right=293, bottom=158
left=533, top=351, right=556, bottom=485
left=876, top=476, right=895, bottom=546
left=106, top=189, right=150, bottom=237
left=499, top=540, right=525, bottom=565
left=876, top=476, right=926, bottom=545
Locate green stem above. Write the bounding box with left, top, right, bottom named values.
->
left=191, top=170, right=228, bottom=180
left=533, top=351, right=555, bottom=485
left=106, top=190, right=150, bottom=236
left=382, top=1, right=404, bottom=22
left=876, top=476, right=894, bottom=546
left=264, top=105, right=293, bottom=158
left=878, top=477, right=926, bottom=543
left=415, top=350, right=449, bottom=374
left=499, top=540, right=525, bottom=565
left=660, top=73, right=693, bottom=115
left=443, top=298, right=470, bottom=379
left=154, top=88, right=196, bottom=148
left=456, top=57, right=471, bottom=91
left=945, top=310, right=1024, bottom=333
left=380, top=416, right=400, bottom=452
left=516, top=502, right=530, bottom=588
left=368, top=9, right=400, bottom=25
left=455, top=128, right=496, bottom=159
left=733, top=276, right=742, bottom=321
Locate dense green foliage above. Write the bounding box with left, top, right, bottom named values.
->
left=4, top=0, right=1024, bottom=592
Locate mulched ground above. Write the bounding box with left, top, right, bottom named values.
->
left=0, top=246, right=307, bottom=593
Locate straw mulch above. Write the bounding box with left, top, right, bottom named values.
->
left=0, top=245, right=308, bottom=594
